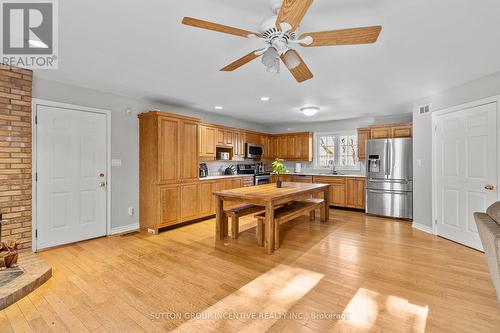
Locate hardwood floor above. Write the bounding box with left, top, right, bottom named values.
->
left=1, top=209, right=499, bottom=332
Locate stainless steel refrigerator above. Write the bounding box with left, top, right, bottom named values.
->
left=365, top=138, right=413, bottom=219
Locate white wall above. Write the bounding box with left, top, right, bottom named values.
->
left=32, top=77, right=268, bottom=231
left=412, top=70, right=500, bottom=228
left=267, top=113, right=413, bottom=134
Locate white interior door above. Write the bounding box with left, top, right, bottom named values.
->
left=435, top=102, right=498, bottom=250
left=36, top=104, right=108, bottom=250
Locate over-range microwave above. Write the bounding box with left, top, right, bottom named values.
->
left=246, top=143, right=264, bottom=159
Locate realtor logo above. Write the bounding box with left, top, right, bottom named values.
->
left=0, top=0, right=58, bottom=69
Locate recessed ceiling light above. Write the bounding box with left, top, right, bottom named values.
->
left=214, top=106, right=223, bottom=110
left=260, top=97, right=270, bottom=102
left=300, top=106, right=320, bottom=117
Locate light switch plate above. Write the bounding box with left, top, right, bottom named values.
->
left=111, top=159, right=122, bottom=167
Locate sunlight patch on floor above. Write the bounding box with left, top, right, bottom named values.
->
left=339, top=288, right=429, bottom=332
left=172, top=264, right=323, bottom=333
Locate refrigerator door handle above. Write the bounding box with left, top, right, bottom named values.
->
left=389, top=140, right=394, bottom=177
left=384, top=140, right=390, bottom=177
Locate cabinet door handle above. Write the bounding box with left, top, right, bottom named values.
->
left=485, top=184, right=495, bottom=191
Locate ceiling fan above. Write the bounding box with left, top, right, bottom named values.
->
left=182, top=0, right=382, bottom=83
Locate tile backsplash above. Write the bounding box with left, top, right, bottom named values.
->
left=202, top=160, right=366, bottom=176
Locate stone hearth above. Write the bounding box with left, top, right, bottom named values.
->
left=0, top=251, right=51, bottom=309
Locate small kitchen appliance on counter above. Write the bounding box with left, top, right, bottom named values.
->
left=199, top=163, right=209, bottom=178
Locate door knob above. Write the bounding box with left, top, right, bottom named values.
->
left=484, top=184, right=495, bottom=191
left=99, top=182, right=107, bottom=188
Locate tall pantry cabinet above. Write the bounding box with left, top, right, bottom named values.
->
left=138, top=111, right=200, bottom=233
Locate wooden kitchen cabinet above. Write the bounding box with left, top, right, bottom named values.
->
left=316, top=177, right=346, bottom=207
left=246, top=132, right=262, bottom=145
left=139, top=111, right=200, bottom=233
left=357, top=128, right=370, bottom=161
left=313, top=176, right=347, bottom=208
left=199, top=181, right=215, bottom=216
left=181, top=120, right=200, bottom=182
left=261, top=135, right=273, bottom=159
left=217, top=128, right=225, bottom=145
left=199, top=125, right=217, bottom=160
left=291, top=175, right=313, bottom=183
left=313, top=176, right=365, bottom=209
left=159, top=185, right=180, bottom=228
left=392, top=124, right=412, bottom=138
left=271, top=174, right=293, bottom=183
left=233, top=131, right=246, bottom=159
left=369, top=123, right=413, bottom=140
left=346, top=178, right=366, bottom=209
left=271, top=133, right=312, bottom=161
left=180, top=182, right=200, bottom=221
left=370, top=126, right=392, bottom=139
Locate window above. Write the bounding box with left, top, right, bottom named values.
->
left=315, top=133, right=359, bottom=170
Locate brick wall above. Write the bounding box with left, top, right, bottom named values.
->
left=0, top=64, right=33, bottom=250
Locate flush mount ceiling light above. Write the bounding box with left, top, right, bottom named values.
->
left=214, top=106, right=224, bottom=110
left=301, top=106, right=320, bottom=116
left=260, top=96, right=270, bottom=102
left=182, top=0, right=382, bottom=83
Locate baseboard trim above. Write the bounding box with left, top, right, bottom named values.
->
left=111, top=223, right=139, bottom=235
left=412, top=222, right=434, bottom=235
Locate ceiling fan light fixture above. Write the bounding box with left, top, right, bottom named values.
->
left=283, top=49, right=301, bottom=69
left=261, top=46, right=279, bottom=68
left=301, top=106, right=320, bottom=117
left=266, top=59, right=280, bottom=74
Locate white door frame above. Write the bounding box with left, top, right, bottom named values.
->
left=432, top=95, right=500, bottom=236
left=32, top=99, right=112, bottom=252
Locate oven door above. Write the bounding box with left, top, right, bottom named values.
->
left=246, top=144, right=264, bottom=159
left=254, top=175, right=270, bottom=186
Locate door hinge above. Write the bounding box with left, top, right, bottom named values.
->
left=35, top=172, right=37, bottom=182
left=34, top=115, right=37, bottom=125
left=35, top=229, right=38, bottom=238
left=434, top=219, right=438, bottom=225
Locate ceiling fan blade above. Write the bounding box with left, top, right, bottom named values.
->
left=220, top=51, right=261, bottom=72
left=299, top=26, right=382, bottom=47
left=182, top=17, right=260, bottom=38
left=276, top=0, right=313, bottom=32
left=280, top=50, right=313, bottom=83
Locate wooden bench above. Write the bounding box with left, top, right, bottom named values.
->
left=225, top=204, right=264, bottom=239
left=255, top=198, right=325, bottom=249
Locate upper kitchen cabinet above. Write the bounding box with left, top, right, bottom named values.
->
left=273, top=133, right=312, bottom=161
left=199, top=125, right=217, bottom=160
left=233, top=131, right=246, bottom=159
left=139, top=111, right=199, bottom=185
left=216, top=127, right=234, bottom=147
left=391, top=124, right=413, bottom=138
left=369, top=123, right=413, bottom=140
left=246, top=132, right=262, bottom=145
left=357, top=128, right=370, bottom=161
left=261, top=135, right=273, bottom=159
left=359, top=123, right=413, bottom=161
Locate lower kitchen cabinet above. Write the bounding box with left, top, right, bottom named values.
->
left=199, top=181, right=215, bottom=216
left=180, top=183, right=201, bottom=221
left=270, top=174, right=293, bottom=183
left=313, top=176, right=365, bottom=210
left=346, top=178, right=366, bottom=209
left=159, top=185, right=181, bottom=228
left=314, top=177, right=346, bottom=207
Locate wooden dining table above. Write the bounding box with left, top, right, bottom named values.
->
left=213, top=182, right=331, bottom=254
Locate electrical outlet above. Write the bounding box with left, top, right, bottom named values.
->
left=128, top=207, right=135, bottom=216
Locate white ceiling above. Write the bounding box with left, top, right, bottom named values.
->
left=35, top=0, right=500, bottom=125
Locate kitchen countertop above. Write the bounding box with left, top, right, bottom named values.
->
left=200, top=174, right=254, bottom=181
left=278, top=172, right=366, bottom=178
